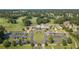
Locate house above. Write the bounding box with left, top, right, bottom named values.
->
left=55, top=24, right=63, bottom=30
left=72, top=24, right=77, bottom=32
left=35, top=24, right=50, bottom=30
left=74, top=30, right=79, bottom=36
left=63, top=21, right=72, bottom=29
left=36, top=25, right=41, bottom=29
left=64, top=21, right=78, bottom=32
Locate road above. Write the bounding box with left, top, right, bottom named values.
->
left=30, top=31, right=38, bottom=48
left=68, top=32, right=78, bottom=48
left=41, top=32, right=49, bottom=49
left=64, top=31, right=78, bottom=48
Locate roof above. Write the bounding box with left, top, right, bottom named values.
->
left=36, top=24, right=50, bottom=29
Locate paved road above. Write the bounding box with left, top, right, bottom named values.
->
left=63, top=29, right=78, bottom=48
left=67, top=32, right=78, bottom=48
left=30, top=31, right=38, bottom=48
left=41, top=32, right=49, bottom=49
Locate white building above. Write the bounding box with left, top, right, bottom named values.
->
left=63, top=21, right=72, bottom=29
left=35, top=24, right=50, bottom=30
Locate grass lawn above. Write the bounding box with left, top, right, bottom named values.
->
left=31, top=17, right=37, bottom=25
left=51, top=43, right=75, bottom=49
left=49, top=19, right=55, bottom=24
left=34, top=31, right=44, bottom=43
left=0, top=44, right=32, bottom=49
left=45, top=44, right=52, bottom=49
left=0, top=17, right=25, bottom=31
left=9, top=44, right=32, bottom=49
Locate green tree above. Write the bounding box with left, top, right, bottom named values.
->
left=36, top=17, right=42, bottom=24
left=26, top=15, right=32, bottom=19
left=68, top=28, right=73, bottom=32
left=3, top=40, right=10, bottom=47
left=49, top=35, right=54, bottom=43
left=8, top=19, right=17, bottom=24
left=54, top=18, right=65, bottom=24
left=23, top=19, right=32, bottom=26
left=0, top=25, right=6, bottom=43
left=62, top=39, right=67, bottom=46
left=67, top=37, right=72, bottom=44
left=19, top=39, right=23, bottom=46
left=42, top=18, right=50, bottom=24
left=12, top=40, right=17, bottom=46
left=31, top=43, right=34, bottom=47
left=45, top=42, right=48, bottom=46
left=8, top=16, right=18, bottom=24
left=36, top=17, right=50, bottom=24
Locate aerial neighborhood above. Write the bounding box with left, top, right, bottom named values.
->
left=0, top=9, right=79, bottom=49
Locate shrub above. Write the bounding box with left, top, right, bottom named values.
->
left=3, top=40, right=10, bottom=47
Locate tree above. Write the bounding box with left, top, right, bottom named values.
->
left=19, top=39, right=23, bottom=46
left=0, top=25, right=6, bottom=43
left=12, top=40, right=17, bottom=46
left=54, top=18, right=65, bottom=24
left=62, top=39, right=67, bottom=46
left=27, top=40, right=30, bottom=44
left=36, top=17, right=50, bottom=24
left=71, top=16, right=79, bottom=25
left=67, top=37, right=72, bottom=44
left=26, top=15, right=32, bottom=19
left=3, top=40, right=10, bottom=47
left=8, top=19, right=17, bottom=24
left=45, top=42, right=48, bottom=46
left=8, top=16, right=18, bottom=24
left=49, top=35, right=54, bottom=43
left=31, top=43, right=34, bottom=47
left=23, top=19, right=32, bottom=26
left=36, top=17, right=42, bottom=24
left=68, top=28, right=73, bottom=32
left=42, top=18, right=50, bottom=24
